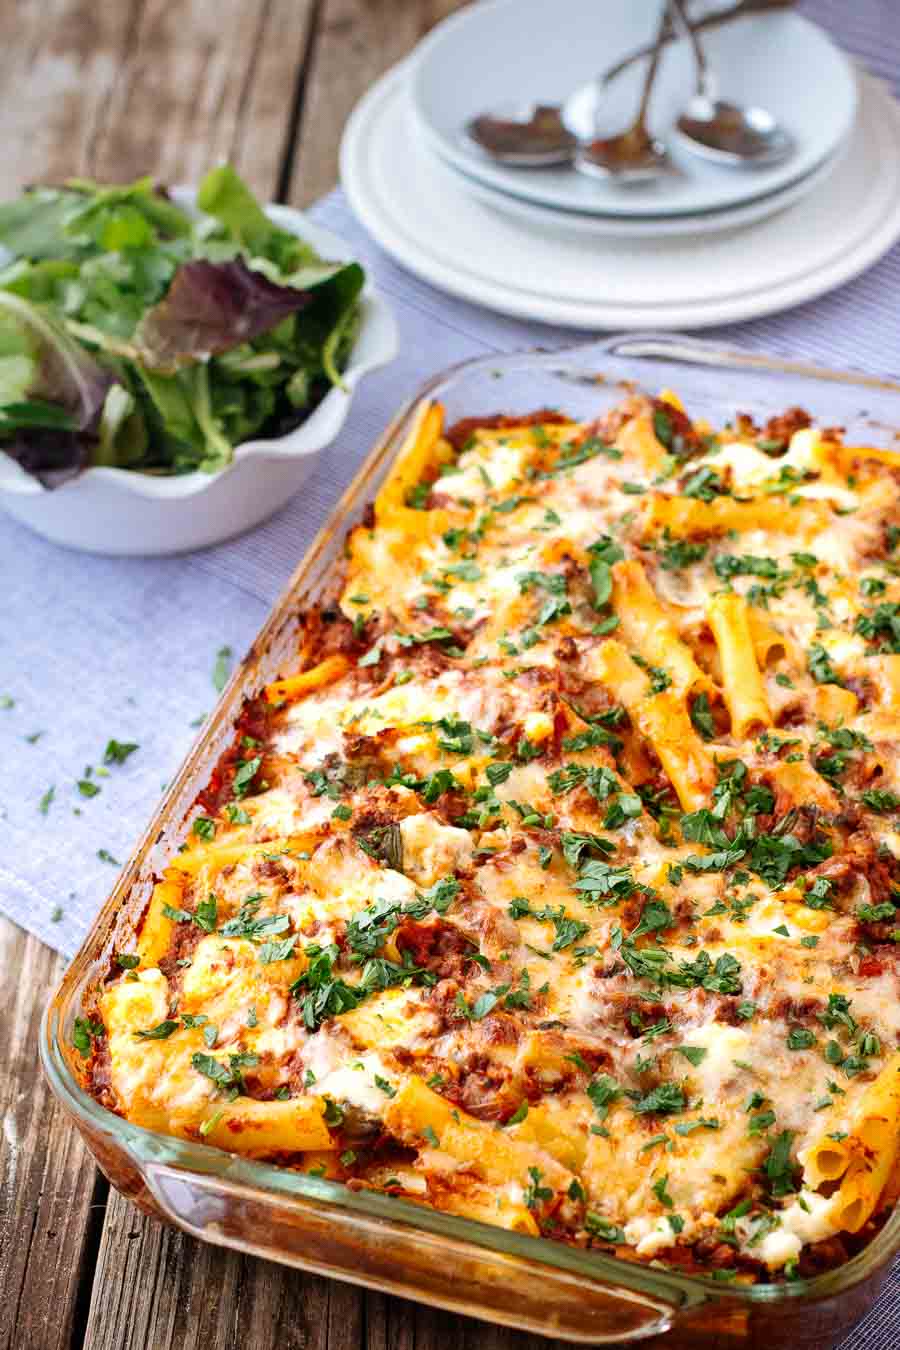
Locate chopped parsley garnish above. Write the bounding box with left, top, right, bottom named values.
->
left=713, top=554, right=780, bottom=582
left=682, top=466, right=727, bottom=502
left=659, top=536, right=708, bottom=572
left=258, top=936, right=296, bottom=964
left=763, top=1130, right=797, bottom=1198
left=855, top=601, right=900, bottom=653
left=212, top=645, right=233, bottom=692
left=807, top=643, right=841, bottom=685
left=631, top=1082, right=686, bottom=1116
left=104, top=739, right=139, bottom=765
left=524, top=1166, right=554, bottom=1209
left=219, top=900, right=288, bottom=941
left=73, top=1017, right=104, bottom=1058
left=232, top=755, right=262, bottom=799
left=585, top=1213, right=625, bottom=1243
left=192, top=1050, right=259, bottom=1094
left=689, top=692, right=716, bottom=741
left=651, top=1174, right=674, bottom=1208
left=134, top=1019, right=179, bottom=1040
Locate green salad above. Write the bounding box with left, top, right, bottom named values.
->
left=0, top=165, right=364, bottom=484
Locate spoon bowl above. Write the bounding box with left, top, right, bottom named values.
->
left=576, top=129, right=673, bottom=182
left=675, top=96, right=794, bottom=166
left=574, top=1, right=676, bottom=186
left=463, top=103, right=576, bottom=166
left=669, top=0, right=793, bottom=167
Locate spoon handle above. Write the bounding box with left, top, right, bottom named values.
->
left=669, top=0, right=716, bottom=103
left=636, top=2, right=673, bottom=126
left=602, top=0, right=793, bottom=89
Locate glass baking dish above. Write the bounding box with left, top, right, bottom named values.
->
left=41, top=332, right=900, bottom=1346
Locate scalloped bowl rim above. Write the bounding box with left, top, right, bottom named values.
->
left=0, top=188, right=397, bottom=499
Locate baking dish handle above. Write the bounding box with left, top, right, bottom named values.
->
left=595, top=330, right=900, bottom=392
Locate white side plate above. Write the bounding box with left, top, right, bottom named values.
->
left=341, top=65, right=900, bottom=331
left=435, top=135, right=846, bottom=240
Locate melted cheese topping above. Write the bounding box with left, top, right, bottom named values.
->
left=91, top=399, right=900, bottom=1285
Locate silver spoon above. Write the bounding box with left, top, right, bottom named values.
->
left=463, top=0, right=793, bottom=170
left=575, top=1, right=675, bottom=183
left=463, top=103, right=576, bottom=167
left=670, top=0, right=794, bottom=166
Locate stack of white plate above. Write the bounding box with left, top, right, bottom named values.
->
left=340, top=0, right=900, bottom=329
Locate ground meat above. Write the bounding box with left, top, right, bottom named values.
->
left=396, top=919, right=475, bottom=980
left=797, top=1236, right=850, bottom=1277
left=807, top=830, right=898, bottom=905
left=836, top=754, right=885, bottom=793
left=433, top=789, right=472, bottom=828
left=157, top=929, right=205, bottom=981
left=751, top=801, right=822, bottom=847
left=580, top=394, right=652, bottom=446
left=774, top=702, right=809, bottom=730
left=832, top=803, right=864, bottom=832
left=406, top=642, right=456, bottom=679
left=619, top=997, right=667, bottom=1037
left=451, top=1066, right=515, bottom=1122
left=770, top=994, right=824, bottom=1025
left=444, top=409, right=570, bottom=451
left=857, top=952, right=897, bottom=977
left=714, top=998, right=748, bottom=1026
left=650, top=397, right=704, bottom=458
left=89, top=1041, right=116, bottom=1111
left=424, top=978, right=462, bottom=1031
left=196, top=694, right=270, bottom=813
left=733, top=412, right=759, bottom=439
left=351, top=800, right=401, bottom=835
left=512, top=665, right=555, bottom=691
left=856, top=914, right=900, bottom=946
left=304, top=605, right=366, bottom=660
left=253, top=856, right=291, bottom=884
left=761, top=407, right=811, bottom=448
left=844, top=675, right=875, bottom=707
left=426, top=491, right=459, bottom=511
left=341, top=732, right=390, bottom=783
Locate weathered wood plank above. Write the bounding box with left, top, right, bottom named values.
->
left=365, top=1286, right=563, bottom=1350
left=0, top=914, right=104, bottom=1350
left=82, top=1188, right=365, bottom=1350
left=88, top=0, right=319, bottom=197
left=286, top=0, right=469, bottom=206
left=0, top=0, right=317, bottom=202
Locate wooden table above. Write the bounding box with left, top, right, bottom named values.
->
left=0, top=3, right=573, bottom=1347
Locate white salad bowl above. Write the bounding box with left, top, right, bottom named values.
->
left=0, top=192, right=398, bottom=556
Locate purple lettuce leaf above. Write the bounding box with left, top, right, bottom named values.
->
left=133, top=257, right=314, bottom=372
left=0, top=292, right=115, bottom=487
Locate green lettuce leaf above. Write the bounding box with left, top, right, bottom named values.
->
left=0, top=166, right=367, bottom=478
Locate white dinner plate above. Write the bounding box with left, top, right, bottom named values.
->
left=435, top=135, right=846, bottom=240
left=409, top=0, right=857, bottom=219
left=340, top=66, right=900, bottom=330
